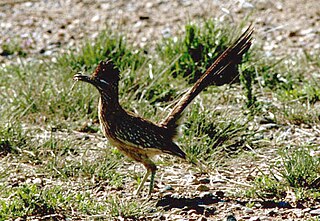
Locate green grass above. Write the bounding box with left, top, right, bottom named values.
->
left=246, top=146, right=320, bottom=202
left=0, top=183, right=149, bottom=220
left=1, top=37, right=27, bottom=57
left=180, top=104, right=257, bottom=165
left=157, top=22, right=229, bottom=83
left=0, top=18, right=319, bottom=219
left=0, top=122, right=29, bottom=157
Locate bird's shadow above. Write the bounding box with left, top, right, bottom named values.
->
left=156, top=193, right=297, bottom=215
left=156, top=193, right=223, bottom=214
left=156, top=193, right=220, bottom=214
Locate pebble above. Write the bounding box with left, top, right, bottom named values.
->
left=32, top=177, right=42, bottom=185
left=244, top=207, right=254, bottom=214
left=310, top=208, right=320, bottom=215
left=196, top=184, right=210, bottom=192
left=302, top=208, right=311, bottom=213
left=160, top=185, right=173, bottom=192
left=199, top=178, right=210, bottom=184
left=225, top=215, right=237, bottom=221
left=199, top=191, right=213, bottom=198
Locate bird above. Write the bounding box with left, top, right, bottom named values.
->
left=73, top=26, right=253, bottom=196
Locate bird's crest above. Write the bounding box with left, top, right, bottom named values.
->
left=92, top=60, right=120, bottom=84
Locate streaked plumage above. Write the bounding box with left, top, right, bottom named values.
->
left=73, top=26, right=253, bottom=195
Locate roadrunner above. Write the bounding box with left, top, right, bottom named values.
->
left=73, top=26, right=253, bottom=195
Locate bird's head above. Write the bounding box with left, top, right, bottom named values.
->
left=73, top=60, right=120, bottom=92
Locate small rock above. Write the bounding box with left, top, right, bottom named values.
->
left=139, top=15, right=149, bottom=20
left=91, top=14, right=100, bottom=22
left=32, top=177, right=42, bottom=185
left=244, top=207, right=254, bottom=214
left=145, top=2, right=153, bottom=8
left=161, top=27, right=171, bottom=38
left=171, top=192, right=180, bottom=198
left=302, top=208, right=311, bottom=213
left=226, top=215, right=237, bottom=221
left=197, top=184, right=210, bottom=192
left=160, top=185, right=173, bottom=192
left=310, top=208, right=320, bottom=215
left=199, top=192, right=213, bottom=198
left=199, top=178, right=210, bottom=184
left=249, top=216, right=260, bottom=221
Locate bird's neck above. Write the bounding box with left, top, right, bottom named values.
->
left=98, top=87, right=123, bottom=115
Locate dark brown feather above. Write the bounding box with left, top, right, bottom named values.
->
left=160, top=25, right=253, bottom=131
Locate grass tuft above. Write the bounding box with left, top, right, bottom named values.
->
left=247, top=147, right=320, bottom=200
left=157, top=20, right=233, bottom=84
left=0, top=184, right=64, bottom=219
left=0, top=122, right=29, bottom=156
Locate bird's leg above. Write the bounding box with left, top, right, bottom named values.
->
left=135, top=169, right=150, bottom=195
left=148, top=169, right=156, bottom=196
left=135, top=158, right=157, bottom=196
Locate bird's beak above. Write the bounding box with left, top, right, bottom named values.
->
left=73, top=73, right=110, bottom=91
left=73, top=73, right=92, bottom=83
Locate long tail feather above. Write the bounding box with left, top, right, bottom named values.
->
left=160, top=25, right=254, bottom=130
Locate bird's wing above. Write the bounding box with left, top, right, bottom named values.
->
left=114, top=115, right=185, bottom=158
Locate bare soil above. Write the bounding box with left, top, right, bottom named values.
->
left=1, top=0, right=319, bottom=61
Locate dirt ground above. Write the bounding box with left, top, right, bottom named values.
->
left=1, top=0, right=320, bottom=220
left=1, top=0, right=319, bottom=61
